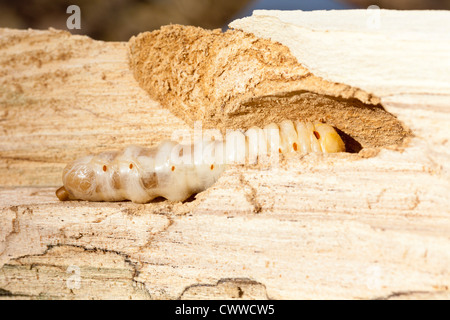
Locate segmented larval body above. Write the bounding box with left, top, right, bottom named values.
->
left=56, top=120, right=345, bottom=203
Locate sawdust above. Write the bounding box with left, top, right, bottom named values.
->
left=128, top=25, right=411, bottom=152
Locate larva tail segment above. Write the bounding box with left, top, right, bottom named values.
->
left=56, top=186, right=70, bottom=201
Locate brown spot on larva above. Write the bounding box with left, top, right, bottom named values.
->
left=293, top=142, right=298, bottom=151
left=210, top=164, right=214, bottom=170
left=278, top=148, right=282, bottom=153
left=103, top=165, right=107, bottom=172
left=129, top=163, right=133, bottom=169
left=112, top=172, right=121, bottom=189
left=141, top=172, right=158, bottom=189
left=171, top=166, right=175, bottom=171
left=313, top=131, right=320, bottom=139
left=179, top=148, right=183, bottom=157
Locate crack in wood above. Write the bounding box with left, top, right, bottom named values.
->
left=238, top=173, right=262, bottom=214
left=178, top=277, right=270, bottom=300
left=0, top=244, right=153, bottom=299
left=373, top=290, right=448, bottom=300
left=0, top=206, right=20, bottom=257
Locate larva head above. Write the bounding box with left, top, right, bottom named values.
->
left=313, top=123, right=346, bottom=153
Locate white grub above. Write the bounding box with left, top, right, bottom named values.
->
left=57, top=121, right=345, bottom=203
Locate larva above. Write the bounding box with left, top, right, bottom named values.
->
left=56, top=120, right=345, bottom=203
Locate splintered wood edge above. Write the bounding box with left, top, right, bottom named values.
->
left=127, top=25, right=410, bottom=153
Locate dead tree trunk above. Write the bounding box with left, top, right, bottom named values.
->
left=0, top=9, right=449, bottom=299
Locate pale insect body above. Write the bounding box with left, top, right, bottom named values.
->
left=56, top=120, right=345, bottom=203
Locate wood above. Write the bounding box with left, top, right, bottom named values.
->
left=127, top=25, right=408, bottom=152
left=1, top=9, right=450, bottom=299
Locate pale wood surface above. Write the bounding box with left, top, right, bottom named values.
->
left=1, top=10, right=450, bottom=299
left=230, top=10, right=450, bottom=97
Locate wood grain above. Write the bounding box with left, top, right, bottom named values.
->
left=1, top=9, right=449, bottom=299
